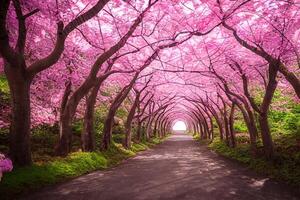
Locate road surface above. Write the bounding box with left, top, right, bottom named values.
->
left=22, top=132, right=300, bottom=200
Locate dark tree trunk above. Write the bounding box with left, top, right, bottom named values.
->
left=153, top=112, right=164, bottom=137
left=81, top=100, right=96, bottom=152
left=202, top=118, right=209, bottom=139
left=199, top=123, right=204, bottom=139
left=56, top=117, right=72, bottom=156
left=209, top=106, right=224, bottom=140
left=6, top=65, right=32, bottom=166
left=124, top=122, right=133, bottom=149
left=136, top=118, right=142, bottom=141
left=55, top=82, right=75, bottom=156
left=257, top=63, right=278, bottom=158
left=81, top=77, right=105, bottom=151
left=158, top=119, right=163, bottom=138
left=102, top=74, right=139, bottom=150
left=223, top=114, right=230, bottom=146
left=81, top=85, right=100, bottom=152
left=236, top=103, right=257, bottom=153
left=145, top=116, right=152, bottom=140
left=216, top=117, right=223, bottom=140
left=258, top=113, right=274, bottom=157
left=193, top=123, right=197, bottom=135
left=278, top=63, right=300, bottom=99
left=229, top=103, right=236, bottom=147
left=124, top=95, right=139, bottom=149
left=101, top=111, right=114, bottom=150
left=209, top=116, right=214, bottom=139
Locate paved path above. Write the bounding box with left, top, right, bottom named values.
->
left=22, top=132, right=300, bottom=200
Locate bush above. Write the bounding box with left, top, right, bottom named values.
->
left=208, top=138, right=300, bottom=185
left=0, top=75, right=9, bottom=96
left=233, top=120, right=248, bottom=133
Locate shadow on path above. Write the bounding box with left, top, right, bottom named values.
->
left=22, top=132, right=300, bottom=200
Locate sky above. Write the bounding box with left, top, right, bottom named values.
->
left=172, top=121, right=187, bottom=131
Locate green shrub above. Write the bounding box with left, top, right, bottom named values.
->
left=0, top=74, right=9, bottom=96
left=112, top=133, right=125, bottom=144
left=208, top=138, right=300, bottom=185
left=233, top=120, right=248, bottom=133
left=116, top=107, right=128, bottom=120
left=71, top=120, right=83, bottom=136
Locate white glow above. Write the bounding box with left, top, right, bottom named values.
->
left=172, top=121, right=187, bottom=131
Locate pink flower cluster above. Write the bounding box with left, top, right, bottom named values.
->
left=0, top=153, right=13, bottom=173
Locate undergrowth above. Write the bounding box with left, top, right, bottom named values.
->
left=0, top=138, right=165, bottom=199
left=207, top=138, right=300, bottom=186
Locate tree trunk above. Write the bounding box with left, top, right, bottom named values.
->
left=81, top=89, right=98, bottom=152
left=209, top=116, right=214, bottom=139
left=6, top=66, right=32, bottom=166
left=124, top=124, right=133, bottom=149
left=136, top=118, right=142, bottom=141
left=236, top=103, right=257, bottom=153
left=56, top=116, right=72, bottom=156
left=202, top=118, right=209, bottom=139
left=55, top=83, right=75, bottom=156
left=258, top=113, right=274, bottom=158
left=145, top=116, right=152, bottom=140
left=81, top=101, right=96, bottom=152
left=278, top=63, right=300, bottom=99
left=81, top=78, right=103, bottom=152
left=222, top=111, right=230, bottom=146
left=101, top=111, right=114, bottom=150
left=193, top=123, right=197, bottom=135
left=229, top=103, right=236, bottom=147
left=124, top=95, right=139, bottom=149
left=257, top=63, right=278, bottom=158
left=199, top=123, right=204, bottom=139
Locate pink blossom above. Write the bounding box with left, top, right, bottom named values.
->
left=0, top=154, right=13, bottom=173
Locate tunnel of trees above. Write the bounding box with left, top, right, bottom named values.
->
left=0, top=0, right=300, bottom=194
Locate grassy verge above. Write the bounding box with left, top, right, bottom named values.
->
left=205, top=138, right=300, bottom=186
left=0, top=138, right=165, bottom=199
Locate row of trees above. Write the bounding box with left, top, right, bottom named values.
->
left=185, top=0, right=300, bottom=157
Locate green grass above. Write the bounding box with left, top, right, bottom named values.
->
left=207, top=138, right=300, bottom=186
left=0, top=152, right=107, bottom=198
left=0, top=137, right=165, bottom=199
left=0, top=74, right=9, bottom=95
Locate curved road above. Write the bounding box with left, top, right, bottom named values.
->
left=23, top=132, right=300, bottom=200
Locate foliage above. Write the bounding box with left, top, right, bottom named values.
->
left=0, top=153, right=13, bottom=173
left=0, top=128, right=9, bottom=154
left=233, top=120, right=248, bottom=133
left=269, top=104, right=300, bottom=136
left=0, top=75, right=9, bottom=97
left=251, top=88, right=300, bottom=136
left=208, top=138, right=300, bottom=185
left=115, top=107, right=128, bottom=121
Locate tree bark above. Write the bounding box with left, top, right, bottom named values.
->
left=145, top=116, right=152, bottom=140
left=278, top=63, right=300, bottom=99
left=124, top=94, right=139, bottom=149
left=229, top=103, right=236, bottom=148
left=6, top=65, right=32, bottom=166
left=136, top=118, right=142, bottom=141
left=81, top=82, right=101, bottom=152
left=102, top=74, right=139, bottom=150
left=235, top=102, right=257, bottom=153
left=101, top=109, right=115, bottom=150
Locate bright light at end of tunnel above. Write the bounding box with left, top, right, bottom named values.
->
left=172, top=121, right=187, bottom=131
